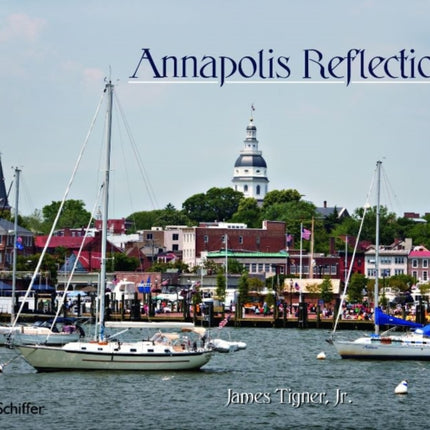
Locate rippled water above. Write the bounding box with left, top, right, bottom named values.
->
left=1, top=328, right=428, bottom=430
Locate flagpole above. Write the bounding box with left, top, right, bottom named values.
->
left=309, top=217, right=315, bottom=279
left=299, top=222, right=303, bottom=302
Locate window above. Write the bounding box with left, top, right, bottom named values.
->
left=412, top=259, right=418, bottom=268
left=256, top=185, right=261, bottom=195
left=244, top=185, right=248, bottom=192
left=172, top=233, right=179, bottom=241
left=423, top=259, right=428, bottom=268
left=204, top=235, right=208, bottom=244
left=251, top=263, right=257, bottom=273
left=172, top=244, right=178, bottom=251
left=239, top=236, right=243, bottom=245
left=146, top=233, right=153, bottom=240
left=423, top=271, right=428, bottom=281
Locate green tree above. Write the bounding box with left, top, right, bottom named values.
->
left=126, top=210, right=163, bottom=232
left=347, top=273, right=367, bottom=303
left=153, top=203, right=191, bottom=228
left=41, top=200, right=91, bottom=233
left=107, top=252, right=140, bottom=271
left=182, top=187, right=243, bottom=223
left=231, top=197, right=262, bottom=227
left=148, top=260, right=190, bottom=273
left=320, top=277, right=333, bottom=304
left=262, top=189, right=303, bottom=210
left=20, top=209, right=44, bottom=233
left=215, top=271, right=226, bottom=301
left=249, top=276, right=264, bottom=292
left=227, top=258, right=244, bottom=274
left=237, top=272, right=249, bottom=307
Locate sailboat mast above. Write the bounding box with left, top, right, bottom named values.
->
left=99, top=81, right=113, bottom=341
left=374, top=160, right=382, bottom=335
left=11, top=167, right=21, bottom=324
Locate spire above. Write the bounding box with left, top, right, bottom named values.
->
left=232, top=112, right=269, bottom=203
left=0, top=155, right=11, bottom=215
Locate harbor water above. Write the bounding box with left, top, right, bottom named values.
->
left=0, top=327, right=428, bottom=430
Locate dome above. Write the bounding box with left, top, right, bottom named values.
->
left=234, top=154, right=267, bottom=168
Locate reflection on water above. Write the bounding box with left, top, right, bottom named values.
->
left=1, top=328, right=429, bottom=430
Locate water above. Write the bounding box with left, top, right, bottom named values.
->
left=1, top=328, right=428, bottom=430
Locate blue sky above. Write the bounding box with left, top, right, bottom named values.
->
left=1, top=1, right=429, bottom=220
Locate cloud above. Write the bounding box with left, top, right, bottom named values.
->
left=0, top=13, right=46, bottom=43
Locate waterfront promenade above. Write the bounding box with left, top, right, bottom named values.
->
left=0, top=311, right=374, bottom=330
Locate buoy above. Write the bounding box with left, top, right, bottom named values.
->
left=317, top=351, right=326, bottom=360
left=394, top=380, right=408, bottom=394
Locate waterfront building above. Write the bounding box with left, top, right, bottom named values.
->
left=364, top=238, right=412, bottom=279
left=408, top=246, right=430, bottom=284
left=182, top=220, right=286, bottom=268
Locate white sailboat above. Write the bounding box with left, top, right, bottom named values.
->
left=0, top=167, right=82, bottom=346
left=16, top=81, right=215, bottom=371
left=330, top=161, right=430, bottom=360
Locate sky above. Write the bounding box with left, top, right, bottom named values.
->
left=1, top=1, right=430, bottom=220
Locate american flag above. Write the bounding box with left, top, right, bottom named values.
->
left=301, top=228, right=311, bottom=240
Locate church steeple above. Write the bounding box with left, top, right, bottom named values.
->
left=232, top=113, right=269, bottom=203
left=0, top=155, right=11, bottom=215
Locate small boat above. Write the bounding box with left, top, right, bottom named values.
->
left=209, top=338, right=247, bottom=353
left=330, top=161, right=430, bottom=360
left=16, top=81, right=233, bottom=372
left=1, top=317, right=85, bottom=347
left=18, top=321, right=212, bottom=372
left=331, top=308, right=430, bottom=360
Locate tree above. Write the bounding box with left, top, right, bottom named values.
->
left=182, top=187, right=243, bottom=223
left=107, top=252, right=140, bottom=271
left=126, top=210, right=163, bottom=232
left=262, top=189, right=303, bottom=209
left=347, top=273, right=367, bottom=303
left=227, top=258, right=244, bottom=274
left=215, top=271, right=226, bottom=302
left=20, top=209, right=44, bottom=233
left=237, top=272, right=249, bottom=307
left=320, top=277, right=333, bottom=304
left=41, top=200, right=91, bottom=233
left=153, top=203, right=191, bottom=228
left=231, top=197, right=262, bottom=227
left=248, top=276, right=264, bottom=292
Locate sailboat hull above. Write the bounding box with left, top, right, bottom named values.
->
left=17, top=340, right=212, bottom=371
left=332, top=336, right=430, bottom=360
